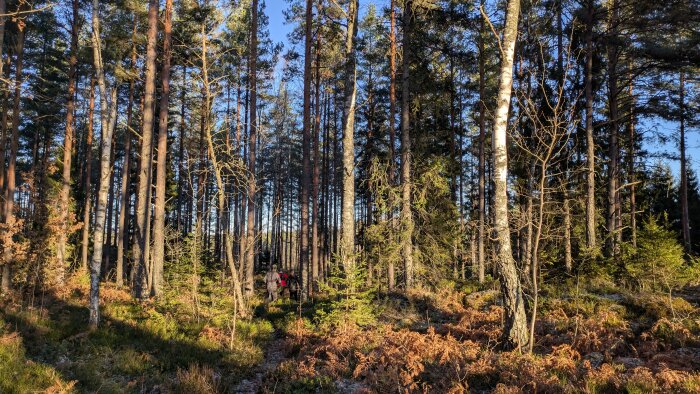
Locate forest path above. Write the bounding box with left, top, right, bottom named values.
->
left=232, top=330, right=287, bottom=393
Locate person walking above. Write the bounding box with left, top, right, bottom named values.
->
left=265, top=265, right=280, bottom=302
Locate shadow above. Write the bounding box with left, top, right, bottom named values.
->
left=0, top=289, right=257, bottom=392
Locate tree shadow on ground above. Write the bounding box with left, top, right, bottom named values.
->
left=1, top=289, right=254, bottom=393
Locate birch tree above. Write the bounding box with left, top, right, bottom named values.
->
left=89, top=0, right=119, bottom=327
left=491, top=0, right=528, bottom=349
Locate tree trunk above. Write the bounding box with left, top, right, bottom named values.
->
left=606, top=0, right=621, bottom=260
left=387, top=0, right=397, bottom=290
left=0, top=66, right=9, bottom=219
left=627, top=78, right=637, bottom=248
left=56, top=0, right=80, bottom=283
left=90, top=0, right=119, bottom=327
left=0, top=0, right=6, bottom=81
left=300, top=0, right=314, bottom=298
left=116, top=16, right=137, bottom=286
left=477, top=0, right=486, bottom=283
left=400, top=1, right=414, bottom=288
left=245, top=0, right=258, bottom=296
left=151, top=0, right=173, bottom=298
left=491, top=0, right=528, bottom=349
left=134, top=0, right=158, bottom=299
left=200, top=28, right=246, bottom=315
left=564, top=196, right=572, bottom=272
left=679, top=71, right=690, bottom=252
left=81, top=77, right=96, bottom=273
left=311, top=3, right=322, bottom=294
left=103, top=140, right=116, bottom=276
left=584, top=0, right=596, bottom=252
left=176, top=66, right=187, bottom=234
left=340, top=0, right=358, bottom=276
left=1, top=10, right=26, bottom=292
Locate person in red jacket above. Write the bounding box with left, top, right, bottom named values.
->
left=279, top=271, right=288, bottom=288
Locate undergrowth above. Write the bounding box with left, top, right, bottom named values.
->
left=2, top=271, right=699, bottom=393
left=0, top=273, right=275, bottom=393
left=262, top=282, right=700, bottom=393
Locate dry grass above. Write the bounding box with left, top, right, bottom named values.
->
left=174, top=364, right=222, bottom=394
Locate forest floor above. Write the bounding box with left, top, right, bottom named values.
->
left=232, top=330, right=285, bottom=393
left=1, top=275, right=699, bottom=393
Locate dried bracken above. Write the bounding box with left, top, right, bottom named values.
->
left=265, top=287, right=700, bottom=393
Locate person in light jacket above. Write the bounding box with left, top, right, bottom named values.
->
left=264, top=265, right=280, bottom=302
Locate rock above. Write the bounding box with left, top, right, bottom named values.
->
left=613, top=357, right=644, bottom=369
left=650, top=347, right=700, bottom=371
left=585, top=352, right=604, bottom=368
left=598, top=293, right=625, bottom=303
left=335, top=378, right=369, bottom=394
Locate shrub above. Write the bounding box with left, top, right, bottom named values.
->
left=315, top=264, right=378, bottom=330
left=626, top=215, right=685, bottom=292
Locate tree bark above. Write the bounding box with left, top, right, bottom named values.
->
left=310, top=3, right=322, bottom=294
left=176, top=66, right=187, bottom=234
left=300, top=0, right=314, bottom=298
left=400, top=1, right=414, bottom=288
left=134, top=0, right=158, bottom=299
left=1, top=10, right=26, bottom=292
left=0, top=0, right=6, bottom=81
left=151, top=0, right=173, bottom=298
left=679, top=71, right=690, bottom=252
left=387, top=0, right=397, bottom=290
left=244, top=0, right=258, bottom=296
left=90, top=0, right=119, bottom=327
left=564, top=196, right=572, bottom=272
left=340, top=0, right=358, bottom=276
left=0, top=64, right=9, bottom=220
left=584, top=0, right=596, bottom=252
left=116, top=16, right=137, bottom=286
left=56, top=0, right=80, bottom=283
left=492, top=0, right=528, bottom=349
left=81, top=77, right=96, bottom=273
left=477, top=0, right=486, bottom=283
left=627, top=77, right=637, bottom=248
left=103, top=139, right=117, bottom=275
left=606, top=0, right=621, bottom=260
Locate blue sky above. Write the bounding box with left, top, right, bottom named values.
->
left=264, top=0, right=699, bottom=181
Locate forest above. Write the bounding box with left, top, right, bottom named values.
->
left=0, top=0, right=699, bottom=392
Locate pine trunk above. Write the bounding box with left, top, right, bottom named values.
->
left=584, top=0, right=596, bottom=252
left=679, top=71, right=690, bottom=251
left=1, top=11, right=26, bottom=292
left=245, top=0, right=258, bottom=296
left=151, top=0, right=173, bottom=298
left=477, top=0, right=486, bottom=282
left=311, top=6, right=322, bottom=294
left=56, top=0, right=80, bottom=283
left=606, top=0, right=621, bottom=260
left=387, top=0, right=397, bottom=290
left=134, top=0, right=158, bottom=299
left=340, top=0, right=358, bottom=275
left=400, top=1, right=414, bottom=288
left=116, top=17, right=137, bottom=286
